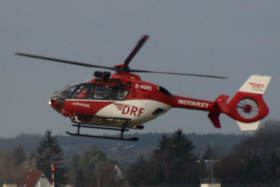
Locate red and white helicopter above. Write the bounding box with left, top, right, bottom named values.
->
left=16, top=35, right=272, bottom=141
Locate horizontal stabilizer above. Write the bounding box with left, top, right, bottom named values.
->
left=236, top=121, right=260, bottom=131
left=208, top=95, right=230, bottom=129
left=215, top=95, right=229, bottom=113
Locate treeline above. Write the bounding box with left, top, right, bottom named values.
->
left=1, top=120, right=280, bottom=186
left=125, top=129, right=205, bottom=185
left=215, top=120, right=280, bottom=183
left=0, top=130, right=247, bottom=166
left=0, top=132, right=118, bottom=186
left=0, top=146, right=37, bottom=184
left=124, top=120, right=280, bottom=186
left=68, top=147, right=118, bottom=186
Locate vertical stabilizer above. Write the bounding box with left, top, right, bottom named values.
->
left=238, top=75, right=271, bottom=94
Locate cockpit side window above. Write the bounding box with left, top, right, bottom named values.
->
left=112, top=88, right=129, bottom=100
left=72, top=84, right=93, bottom=99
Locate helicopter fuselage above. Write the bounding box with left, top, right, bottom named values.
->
left=50, top=73, right=170, bottom=128
left=49, top=72, right=222, bottom=128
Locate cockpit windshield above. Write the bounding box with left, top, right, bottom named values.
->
left=53, top=83, right=129, bottom=100
left=55, top=85, right=77, bottom=99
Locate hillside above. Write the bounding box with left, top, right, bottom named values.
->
left=0, top=132, right=248, bottom=166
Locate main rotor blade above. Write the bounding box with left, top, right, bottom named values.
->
left=15, top=53, right=115, bottom=70
left=128, top=69, right=228, bottom=79
left=122, top=35, right=149, bottom=70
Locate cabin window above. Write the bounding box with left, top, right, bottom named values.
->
left=111, top=88, right=129, bottom=100
left=92, top=86, right=129, bottom=100
left=94, top=86, right=111, bottom=99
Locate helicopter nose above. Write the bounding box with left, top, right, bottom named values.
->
left=49, top=96, right=65, bottom=110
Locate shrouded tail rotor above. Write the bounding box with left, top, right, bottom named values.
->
left=237, top=98, right=259, bottom=119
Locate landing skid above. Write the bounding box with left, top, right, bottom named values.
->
left=66, top=123, right=139, bottom=142
left=66, top=131, right=138, bottom=141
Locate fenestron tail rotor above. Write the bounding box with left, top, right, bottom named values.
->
left=15, top=35, right=227, bottom=79
left=237, top=98, right=259, bottom=119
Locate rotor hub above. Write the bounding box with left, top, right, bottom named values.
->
left=243, top=104, right=252, bottom=113
left=237, top=98, right=259, bottom=119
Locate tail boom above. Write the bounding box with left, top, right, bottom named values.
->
left=172, top=95, right=231, bottom=128
left=172, top=75, right=271, bottom=131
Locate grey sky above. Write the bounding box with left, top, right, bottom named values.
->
left=1, top=1, right=279, bottom=137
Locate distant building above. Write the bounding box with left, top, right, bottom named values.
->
left=2, top=180, right=17, bottom=187
left=3, top=185, right=17, bottom=187
left=3, top=184, right=17, bottom=187
left=200, top=177, right=221, bottom=187
left=92, top=165, right=129, bottom=187
left=18, top=170, right=52, bottom=187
